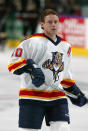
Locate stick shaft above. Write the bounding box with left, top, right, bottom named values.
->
left=45, top=82, right=78, bottom=99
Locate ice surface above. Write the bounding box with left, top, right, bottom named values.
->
left=0, top=51, right=88, bottom=131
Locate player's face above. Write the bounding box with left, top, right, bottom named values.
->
left=41, top=14, right=59, bottom=36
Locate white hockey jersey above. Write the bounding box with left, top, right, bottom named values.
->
left=8, top=33, right=75, bottom=101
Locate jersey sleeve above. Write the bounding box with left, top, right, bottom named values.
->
left=60, top=45, right=75, bottom=88
left=8, top=40, right=29, bottom=74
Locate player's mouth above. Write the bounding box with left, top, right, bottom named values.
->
left=51, top=28, right=56, bottom=31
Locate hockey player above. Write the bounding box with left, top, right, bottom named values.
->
left=8, top=9, right=87, bottom=131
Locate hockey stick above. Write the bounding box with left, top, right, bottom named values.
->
left=31, top=74, right=88, bottom=101
left=31, top=74, right=78, bottom=99
left=45, top=82, right=88, bottom=104
left=44, top=82, right=78, bottom=99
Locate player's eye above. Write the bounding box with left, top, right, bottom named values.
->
left=54, top=20, right=58, bottom=24
left=48, top=21, right=52, bottom=24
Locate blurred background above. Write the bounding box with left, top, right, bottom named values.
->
left=0, top=0, right=88, bottom=131
left=0, top=0, right=88, bottom=50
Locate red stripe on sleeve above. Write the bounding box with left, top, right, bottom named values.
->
left=8, top=59, right=27, bottom=72
left=61, top=80, right=75, bottom=87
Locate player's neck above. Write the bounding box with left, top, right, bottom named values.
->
left=44, top=32, right=56, bottom=41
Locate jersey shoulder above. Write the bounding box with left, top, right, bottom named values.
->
left=19, top=33, right=48, bottom=52
left=61, top=38, right=71, bottom=47
left=23, top=33, right=47, bottom=45
left=24, top=33, right=47, bottom=40
left=60, top=38, right=72, bottom=56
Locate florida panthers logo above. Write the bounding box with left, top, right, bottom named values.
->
left=42, top=52, right=64, bottom=82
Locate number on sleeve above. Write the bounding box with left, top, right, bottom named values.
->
left=67, top=47, right=71, bottom=56
left=15, top=48, right=23, bottom=57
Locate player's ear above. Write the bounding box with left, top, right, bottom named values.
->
left=40, top=22, right=44, bottom=30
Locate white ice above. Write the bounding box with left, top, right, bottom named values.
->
left=0, top=50, right=88, bottom=131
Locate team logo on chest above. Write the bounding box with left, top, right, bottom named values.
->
left=42, top=52, right=64, bottom=82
